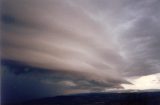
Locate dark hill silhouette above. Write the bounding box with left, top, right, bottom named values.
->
left=6, top=91, right=160, bottom=105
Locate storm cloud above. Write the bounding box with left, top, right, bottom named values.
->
left=1, top=0, right=160, bottom=102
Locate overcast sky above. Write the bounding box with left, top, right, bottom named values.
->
left=1, top=0, right=160, bottom=103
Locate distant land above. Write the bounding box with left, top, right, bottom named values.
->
left=5, top=90, right=160, bottom=105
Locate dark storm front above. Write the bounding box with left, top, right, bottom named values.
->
left=2, top=0, right=160, bottom=105
left=9, top=91, right=160, bottom=105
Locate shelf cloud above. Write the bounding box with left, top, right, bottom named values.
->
left=2, top=0, right=160, bottom=101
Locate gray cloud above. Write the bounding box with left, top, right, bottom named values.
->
left=117, top=0, right=160, bottom=76
left=2, top=0, right=160, bottom=98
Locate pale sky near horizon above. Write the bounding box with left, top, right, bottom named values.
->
left=122, top=73, right=160, bottom=90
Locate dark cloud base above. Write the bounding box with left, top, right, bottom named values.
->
left=1, top=60, right=124, bottom=104
left=1, top=60, right=59, bottom=104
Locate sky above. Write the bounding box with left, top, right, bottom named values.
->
left=122, top=73, right=160, bottom=90
left=1, top=0, right=160, bottom=103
